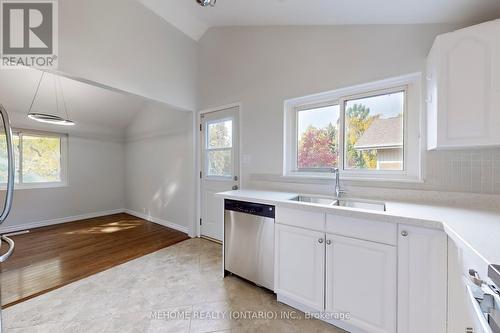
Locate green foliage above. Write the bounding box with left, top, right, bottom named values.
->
left=0, top=134, right=60, bottom=183
left=345, top=104, right=377, bottom=169
left=298, top=103, right=378, bottom=170
left=0, top=135, right=19, bottom=183
left=207, top=121, right=232, bottom=176
left=23, top=136, right=61, bottom=182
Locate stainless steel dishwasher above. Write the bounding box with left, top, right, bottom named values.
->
left=224, top=199, right=275, bottom=290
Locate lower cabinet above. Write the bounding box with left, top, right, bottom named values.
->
left=275, top=219, right=448, bottom=333
left=326, top=234, right=397, bottom=333
left=275, top=223, right=397, bottom=333
left=274, top=224, right=325, bottom=311
left=397, top=225, right=447, bottom=333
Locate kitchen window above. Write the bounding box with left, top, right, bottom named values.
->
left=284, top=74, right=422, bottom=182
left=0, top=130, right=67, bottom=188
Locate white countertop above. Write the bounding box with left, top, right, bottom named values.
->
left=217, top=189, right=500, bottom=268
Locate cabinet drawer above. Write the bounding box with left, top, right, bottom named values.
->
left=326, top=214, right=396, bottom=245
left=276, top=207, right=325, bottom=231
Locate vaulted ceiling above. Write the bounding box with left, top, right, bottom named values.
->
left=139, top=0, right=500, bottom=40
left=0, top=68, right=145, bottom=130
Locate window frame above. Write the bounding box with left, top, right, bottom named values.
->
left=204, top=117, right=235, bottom=180
left=294, top=101, right=341, bottom=173
left=1, top=129, right=68, bottom=190
left=284, top=73, right=422, bottom=182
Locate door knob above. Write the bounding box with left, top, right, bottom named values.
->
left=318, top=238, right=324, bottom=244
left=232, top=185, right=239, bottom=190
left=326, top=240, right=332, bottom=245
left=401, top=230, right=408, bottom=237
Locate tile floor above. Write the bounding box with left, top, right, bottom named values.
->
left=3, top=238, right=344, bottom=332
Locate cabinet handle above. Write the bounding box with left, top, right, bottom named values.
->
left=326, top=240, right=332, bottom=245
left=401, top=230, right=408, bottom=237
left=318, top=238, right=324, bottom=244
left=468, top=269, right=484, bottom=287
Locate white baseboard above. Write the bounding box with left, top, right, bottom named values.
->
left=0, top=209, right=126, bottom=234
left=124, top=209, right=190, bottom=235
left=0, top=208, right=192, bottom=236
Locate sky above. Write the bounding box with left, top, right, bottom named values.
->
left=298, top=91, right=404, bottom=135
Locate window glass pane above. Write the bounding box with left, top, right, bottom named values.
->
left=297, top=105, right=340, bottom=169
left=207, top=150, right=231, bottom=177
left=207, top=120, right=232, bottom=149
left=22, top=135, right=61, bottom=183
left=344, top=91, right=404, bottom=171
left=0, top=133, right=20, bottom=183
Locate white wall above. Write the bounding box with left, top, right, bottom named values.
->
left=0, top=102, right=196, bottom=234
left=59, top=0, right=198, bottom=111
left=198, top=25, right=500, bottom=196
left=125, top=102, right=195, bottom=235
left=0, top=132, right=125, bottom=232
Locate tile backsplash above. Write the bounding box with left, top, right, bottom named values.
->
left=425, top=149, right=500, bottom=194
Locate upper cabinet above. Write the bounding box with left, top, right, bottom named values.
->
left=427, top=19, right=500, bottom=150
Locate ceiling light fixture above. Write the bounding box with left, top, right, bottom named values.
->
left=28, top=72, right=75, bottom=126
left=196, top=0, right=216, bottom=7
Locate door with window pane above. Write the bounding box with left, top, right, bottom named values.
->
left=200, top=107, right=239, bottom=241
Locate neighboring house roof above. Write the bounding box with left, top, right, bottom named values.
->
left=354, top=116, right=403, bottom=150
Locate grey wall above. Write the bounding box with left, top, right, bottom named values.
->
left=0, top=134, right=125, bottom=231
left=59, top=0, right=198, bottom=111
left=125, top=102, right=195, bottom=235
left=198, top=25, right=500, bottom=195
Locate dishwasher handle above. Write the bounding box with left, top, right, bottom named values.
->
left=224, top=200, right=275, bottom=218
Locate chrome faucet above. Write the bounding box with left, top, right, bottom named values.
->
left=331, top=168, right=345, bottom=199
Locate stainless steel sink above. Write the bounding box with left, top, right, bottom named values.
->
left=290, top=196, right=386, bottom=212
left=290, top=195, right=336, bottom=205
left=334, top=199, right=386, bottom=212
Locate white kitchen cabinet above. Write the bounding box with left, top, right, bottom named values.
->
left=325, top=234, right=397, bottom=333
left=447, top=239, right=477, bottom=333
left=275, top=207, right=449, bottom=333
left=397, top=225, right=447, bottom=333
left=427, top=19, right=500, bottom=150
left=274, top=224, right=325, bottom=311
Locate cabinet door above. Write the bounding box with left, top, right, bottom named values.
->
left=428, top=19, right=500, bottom=149
left=441, top=32, right=492, bottom=146
left=325, top=234, right=397, bottom=333
left=274, top=224, right=325, bottom=311
left=397, top=225, right=447, bottom=333
left=447, top=239, right=476, bottom=333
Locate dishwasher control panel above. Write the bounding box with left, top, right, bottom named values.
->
left=224, top=199, right=275, bottom=218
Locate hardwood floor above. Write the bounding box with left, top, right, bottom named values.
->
left=0, top=213, right=189, bottom=308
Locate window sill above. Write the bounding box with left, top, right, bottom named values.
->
left=0, top=183, right=68, bottom=191
left=253, top=172, right=424, bottom=185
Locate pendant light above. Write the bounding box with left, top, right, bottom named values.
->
left=28, top=72, right=75, bottom=126
left=196, top=0, right=216, bottom=7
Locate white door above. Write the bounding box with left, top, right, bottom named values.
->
left=275, top=224, right=325, bottom=311
left=326, top=234, right=397, bottom=333
left=200, top=106, right=239, bottom=241
left=397, top=225, right=447, bottom=333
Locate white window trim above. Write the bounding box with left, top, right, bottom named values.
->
left=283, top=73, right=423, bottom=182
left=203, top=116, right=235, bottom=181
left=1, top=129, right=68, bottom=190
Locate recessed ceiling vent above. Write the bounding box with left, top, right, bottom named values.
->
left=196, top=0, right=216, bottom=7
